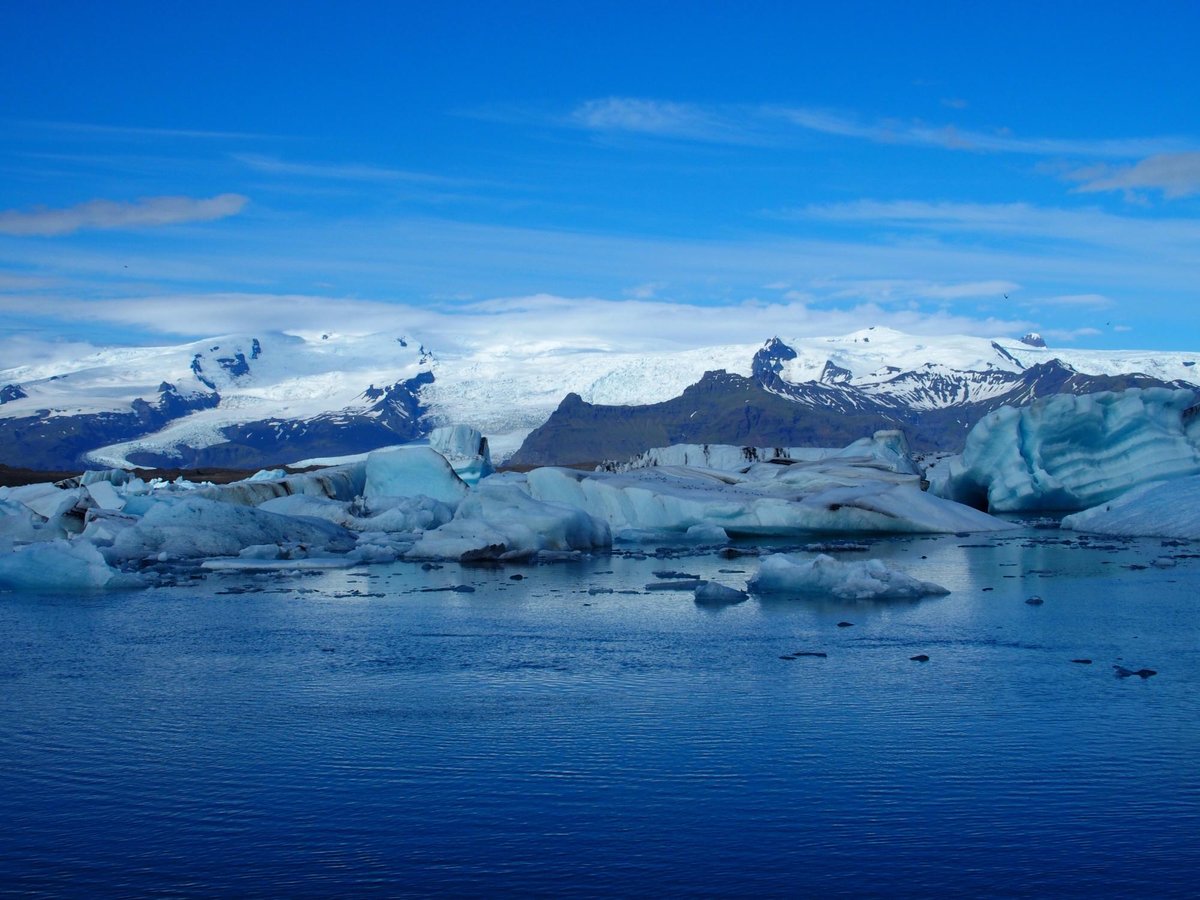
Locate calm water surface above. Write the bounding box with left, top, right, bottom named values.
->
left=1, top=530, right=1198, bottom=897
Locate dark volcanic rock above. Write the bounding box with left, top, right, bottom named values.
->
left=510, top=371, right=891, bottom=467
left=510, top=355, right=1193, bottom=467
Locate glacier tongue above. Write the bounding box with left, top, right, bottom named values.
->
left=933, top=387, right=1200, bottom=512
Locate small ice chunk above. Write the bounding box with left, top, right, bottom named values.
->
left=85, top=480, right=125, bottom=511
left=694, top=581, right=749, bottom=604
left=748, top=553, right=950, bottom=601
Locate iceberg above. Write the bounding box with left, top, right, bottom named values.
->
left=934, top=388, right=1200, bottom=512
left=1061, top=475, right=1200, bottom=539
left=748, top=553, right=950, bottom=600
left=363, top=446, right=469, bottom=505
left=606, top=431, right=922, bottom=477
left=405, top=477, right=610, bottom=561
left=427, top=424, right=494, bottom=485
left=527, top=459, right=1010, bottom=537
left=107, top=495, right=356, bottom=562
left=0, top=539, right=136, bottom=592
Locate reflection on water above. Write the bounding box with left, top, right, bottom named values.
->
left=1, top=530, right=1198, bottom=896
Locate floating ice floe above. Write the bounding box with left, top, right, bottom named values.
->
left=694, top=581, right=749, bottom=604
left=932, top=388, right=1200, bottom=512
left=748, top=553, right=950, bottom=601
left=1061, top=474, right=1200, bottom=539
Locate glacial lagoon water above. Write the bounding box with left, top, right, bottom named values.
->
left=1, top=529, right=1198, bottom=897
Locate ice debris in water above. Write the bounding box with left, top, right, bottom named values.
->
left=748, top=553, right=950, bottom=601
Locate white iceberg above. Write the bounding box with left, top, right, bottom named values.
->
left=748, top=553, right=950, bottom=600
left=1061, top=475, right=1200, bottom=539
left=934, top=388, right=1200, bottom=512
left=405, top=477, right=610, bottom=561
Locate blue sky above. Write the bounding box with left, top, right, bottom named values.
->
left=2, top=0, right=1198, bottom=361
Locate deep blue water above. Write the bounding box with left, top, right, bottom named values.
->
left=1, top=530, right=1198, bottom=897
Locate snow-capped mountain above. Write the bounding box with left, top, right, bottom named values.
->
left=1, top=327, right=1197, bottom=471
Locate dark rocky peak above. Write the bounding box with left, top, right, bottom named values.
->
left=1020, top=332, right=1047, bottom=348
left=991, top=341, right=1024, bottom=368
left=250, top=338, right=262, bottom=359
left=0, top=383, right=27, bottom=404
left=751, top=337, right=798, bottom=383
left=191, top=354, right=216, bottom=390
left=818, top=360, right=853, bottom=384
left=216, top=352, right=250, bottom=378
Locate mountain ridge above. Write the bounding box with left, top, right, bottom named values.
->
left=2, top=327, right=1197, bottom=470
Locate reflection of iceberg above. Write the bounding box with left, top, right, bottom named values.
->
left=749, top=553, right=949, bottom=601
left=933, top=388, right=1200, bottom=512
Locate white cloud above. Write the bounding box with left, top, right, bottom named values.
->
left=0, top=290, right=1033, bottom=358
left=1066, top=152, right=1200, bottom=198
left=812, top=277, right=1018, bottom=304
left=0, top=194, right=248, bottom=237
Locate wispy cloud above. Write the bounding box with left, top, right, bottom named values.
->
left=1030, top=293, right=1114, bottom=309
left=0, top=194, right=248, bottom=237
left=234, top=153, right=453, bottom=184
left=568, top=98, right=760, bottom=143
left=770, top=106, right=1192, bottom=158
left=1065, top=152, right=1200, bottom=199
left=563, top=97, right=1196, bottom=159
left=814, top=277, right=1018, bottom=304
left=796, top=199, right=1200, bottom=255
left=10, top=119, right=276, bottom=141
